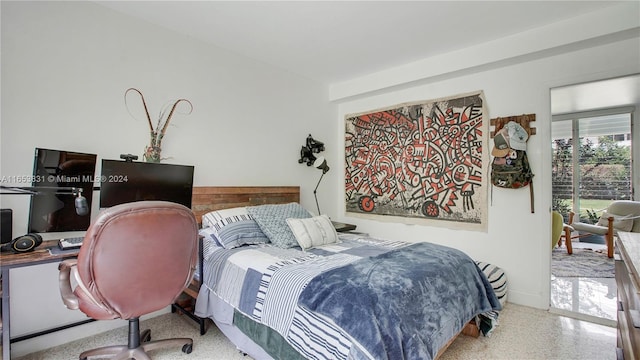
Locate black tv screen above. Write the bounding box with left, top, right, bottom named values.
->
left=99, top=160, right=194, bottom=209
left=28, top=148, right=97, bottom=233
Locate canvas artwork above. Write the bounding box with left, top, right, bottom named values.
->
left=345, top=91, right=488, bottom=231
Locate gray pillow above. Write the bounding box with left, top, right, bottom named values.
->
left=247, top=203, right=312, bottom=248
left=198, top=227, right=221, bottom=261
left=217, top=219, right=270, bottom=249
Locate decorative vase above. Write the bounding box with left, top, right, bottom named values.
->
left=143, top=132, right=163, bottom=163
left=125, top=88, right=192, bottom=164
left=144, top=145, right=162, bottom=163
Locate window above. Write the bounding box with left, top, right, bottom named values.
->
left=552, top=110, right=633, bottom=222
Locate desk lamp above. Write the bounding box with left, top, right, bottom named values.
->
left=312, top=156, right=330, bottom=215
left=297, top=134, right=329, bottom=215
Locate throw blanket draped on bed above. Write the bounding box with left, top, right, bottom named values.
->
left=299, top=242, right=501, bottom=360
left=195, top=235, right=502, bottom=360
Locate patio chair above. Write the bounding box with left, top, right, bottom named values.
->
left=552, top=211, right=563, bottom=249
left=566, top=200, right=640, bottom=258
left=553, top=210, right=574, bottom=254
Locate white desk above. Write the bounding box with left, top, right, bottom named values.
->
left=0, top=241, right=87, bottom=359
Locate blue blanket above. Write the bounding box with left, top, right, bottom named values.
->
left=298, top=242, right=502, bottom=360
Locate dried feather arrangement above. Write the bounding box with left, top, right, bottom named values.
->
left=125, top=88, right=193, bottom=162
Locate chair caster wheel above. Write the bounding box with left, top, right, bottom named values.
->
left=182, top=343, right=193, bottom=354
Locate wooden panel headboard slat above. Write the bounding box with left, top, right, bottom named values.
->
left=191, top=186, right=300, bottom=224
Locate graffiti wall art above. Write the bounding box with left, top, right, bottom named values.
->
left=345, top=91, right=488, bottom=231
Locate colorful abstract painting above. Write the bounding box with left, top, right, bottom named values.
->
left=345, top=91, right=487, bottom=231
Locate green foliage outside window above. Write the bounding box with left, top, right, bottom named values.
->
left=552, top=135, right=631, bottom=222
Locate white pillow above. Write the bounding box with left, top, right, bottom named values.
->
left=597, top=211, right=634, bottom=232
left=286, top=215, right=338, bottom=250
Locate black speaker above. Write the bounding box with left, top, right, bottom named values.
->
left=1, top=209, right=12, bottom=244
left=1, top=233, right=43, bottom=253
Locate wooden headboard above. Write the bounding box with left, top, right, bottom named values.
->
left=191, top=186, right=300, bottom=224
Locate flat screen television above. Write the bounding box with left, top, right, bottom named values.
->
left=99, top=160, right=194, bottom=209
left=28, top=148, right=97, bottom=233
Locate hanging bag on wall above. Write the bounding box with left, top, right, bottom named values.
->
left=490, top=121, right=535, bottom=213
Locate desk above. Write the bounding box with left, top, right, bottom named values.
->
left=1, top=240, right=82, bottom=359
left=616, top=232, right=640, bottom=359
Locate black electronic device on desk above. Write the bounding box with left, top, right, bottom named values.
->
left=58, top=236, right=84, bottom=250
left=99, top=159, right=194, bottom=209
left=1, top=209, right=12, bottom=244
left=332, top=221, right=357, bottom=232
left=28, top=148, right=97, bottom=233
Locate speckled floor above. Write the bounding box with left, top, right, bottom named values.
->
left=12, top=302, right=615, bottom=360
left=550, top=241, right=617, bottom=327
left=440, top=303, right=616, bottom=360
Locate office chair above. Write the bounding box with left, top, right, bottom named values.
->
left=59, top=201, right=199, bottom=360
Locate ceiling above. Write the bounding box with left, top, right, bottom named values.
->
left=96, top=1, right=624, bottom=84
left=95, top=1, right=639, bottom=112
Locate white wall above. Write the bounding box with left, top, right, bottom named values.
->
left=2, top=0, right=639, bottom=357
left=0, top=1, right=336, bottom=356
left=334, top=37, right=640, bottom=308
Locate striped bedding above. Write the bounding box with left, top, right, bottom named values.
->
left=195, top=233, right=504, bottom=360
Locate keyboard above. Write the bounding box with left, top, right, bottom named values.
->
left=58, top=236, right=84, bottom=250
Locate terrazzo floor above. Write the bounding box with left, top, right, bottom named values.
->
left=11, top=302, right=616, bottom=360
left=550, top=241, right=617, bottom=326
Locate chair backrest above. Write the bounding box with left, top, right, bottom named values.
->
left=75, top=201, right=198, bottom=320
left=607, top=200, right=640, bottom=233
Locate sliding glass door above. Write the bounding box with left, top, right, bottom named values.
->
left=552, top=109, right=633, bottom=223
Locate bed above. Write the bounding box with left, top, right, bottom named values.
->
left=190, top=186, right=506, bottom=360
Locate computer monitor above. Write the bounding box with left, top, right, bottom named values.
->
left=28, top=148, right=97, bottom=233
left=99, top=160, right=194, bottom=209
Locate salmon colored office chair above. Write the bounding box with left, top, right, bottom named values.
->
left=58, top=201, right=199, bottom=360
